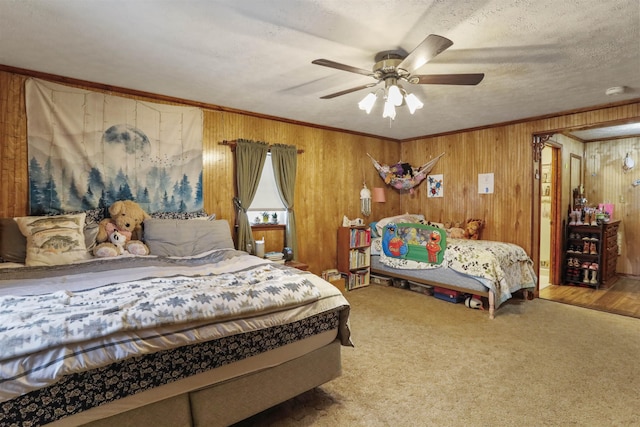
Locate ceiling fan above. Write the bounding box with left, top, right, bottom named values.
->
left=312, top=34, right=484, bottom=118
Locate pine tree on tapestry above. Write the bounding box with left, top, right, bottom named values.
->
left=104, top=181, right=117, bottom=207
left=136, top=187, right=150, bottom=205
left=177, top=174, right=193, bottom=207
left=28, top=157, right=44, bottom=214
left=195, top=171, right=203, bottom=207
left=88, top=167, right=106, bottom=196
left=41, top=177, right=61, bottom=213
left=68, top=175, right=82, bottom=210
left=81, top=185, right=96, bottom=210
left=161, top=190, right=170, bottom=211
left=115, top=169, right=128, bottom=193
left=117, top=183, right=134, bottom=201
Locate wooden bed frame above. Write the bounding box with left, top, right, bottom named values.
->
left=48, top=339, right=342, bottom=427
left=370, top=265, right=497, bottom=319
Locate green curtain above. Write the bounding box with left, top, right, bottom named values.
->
left=234, top=139, right=268, bottom=252
left=271, top=144, right=298, bottom=258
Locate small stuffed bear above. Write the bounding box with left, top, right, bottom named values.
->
left=448, top=226, right=466, bottom=239
left=93, top=230, right=127, bottom=258
left=94, top=200, right=150, bottom=257
left=446, top=220, right=466, bottom=239
left=463, top=219, right=484, bottom=240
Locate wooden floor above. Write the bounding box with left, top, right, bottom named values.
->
left=539, top=276, right=640, bottom=319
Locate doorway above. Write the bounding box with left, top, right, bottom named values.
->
left=538, top=143, right=562, bottom=289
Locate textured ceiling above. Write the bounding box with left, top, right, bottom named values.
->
left=565, top=122, right=640, bottom=142
left=1, top=0, right=639, bottom=140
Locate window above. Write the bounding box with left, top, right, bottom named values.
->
left=248, top=153, right=286, bottom=225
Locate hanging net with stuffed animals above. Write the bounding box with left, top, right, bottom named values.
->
left=367, top=152, right=445, bottom=192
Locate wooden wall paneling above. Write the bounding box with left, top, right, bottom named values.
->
left=585, top=137, right=640, bottom=275
left=1, top=67, right=639, bottom=277
left=0, top=72, right=29, bottom=218
left=204, top=109, right=400, bottom=274
left=401, top=124, right=534, bottom=251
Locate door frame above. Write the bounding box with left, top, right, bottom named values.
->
left=531, top=134, right=563, bottom=295
left=546, top=142, right=563, bottom=285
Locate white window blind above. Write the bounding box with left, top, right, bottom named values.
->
left=249, top=154, right=286, bottom=211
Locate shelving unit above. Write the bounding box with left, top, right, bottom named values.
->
left=337, top=226, right=371, bottom=291
left=563, top=220, right=620, bottom=289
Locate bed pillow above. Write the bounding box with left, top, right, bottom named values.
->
left=14, top=213, right=92, bottom=267
left=0, top=218, right=27, bottom=263
left=369, top=222, right=380, bottom=238
left=425, top=221, right=445, bottom=229
left=143, top=218, right=234, bottom=257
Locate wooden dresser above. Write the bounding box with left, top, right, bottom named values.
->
left=563, top=220, right=620, bottom=289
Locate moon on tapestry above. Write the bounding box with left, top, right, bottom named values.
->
left=103, top=124, right=151, bottom=155
left=25, top=78, right=204, bottom=216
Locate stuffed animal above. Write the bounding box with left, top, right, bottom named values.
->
left=447, top=220, right=465, bottom=239
left=94, top=229, right=127, bottom=257
left=448, top=226, right=466, bottom=239
left=94, top=200, right=150, bottom=257
left=464, top=219, right=484, bottom=240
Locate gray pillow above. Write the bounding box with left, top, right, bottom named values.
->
left=0, top=218, right=27, bottom=263
left=143, top=219, right=234, bottom=257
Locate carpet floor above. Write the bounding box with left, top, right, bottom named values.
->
left=235, top=285, right=640, bottom=427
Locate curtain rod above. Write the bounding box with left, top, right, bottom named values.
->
left=219, top=140, right=304, bottom=154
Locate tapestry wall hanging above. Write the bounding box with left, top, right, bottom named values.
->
left=25, top=78, right=204, bottom=215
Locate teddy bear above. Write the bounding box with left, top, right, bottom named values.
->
left=446, top=220, right=466, bottom=239
left=94, top=229, right=128, bottom=257
left=463, top=219, right=484, bottom=240
left=94, top=200, right=150, bottom=257
left=448, top=226, right=466, bottom=239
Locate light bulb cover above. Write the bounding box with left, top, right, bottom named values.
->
left=382, top=99, right=396, bottom=120
left=405, top=93, right=424, bottom=114
left=358, top=92, right=377, bottom=114
left=387, top=84, right=403, bottom=106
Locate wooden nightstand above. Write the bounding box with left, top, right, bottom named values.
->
left=285, top=260, right=308, bottom=271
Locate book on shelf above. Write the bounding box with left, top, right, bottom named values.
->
left=349, top=228, right=371, bottom=247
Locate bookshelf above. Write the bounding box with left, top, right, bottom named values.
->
left=337, top=226, right=371, bottom=290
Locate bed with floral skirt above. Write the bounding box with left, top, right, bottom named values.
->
left=0, top=213, right=351, bottom=426
left=369, top=214, right=536, bottom=319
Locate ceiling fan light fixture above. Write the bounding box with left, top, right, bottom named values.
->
left=358, top=92, right=377, bottom=114
left=405, top=92, right=424, bottom=114
left=387, top=84, right=403, bottom=107
left=382, top=99, right=396, bottom=120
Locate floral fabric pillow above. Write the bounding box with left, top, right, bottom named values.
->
left=14, top=213, right=92, bottom=267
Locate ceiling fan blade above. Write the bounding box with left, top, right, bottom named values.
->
left=412, top=73, right=485, bottom=85
left=398, top=34, right=454, bottom=73
left=319, top=83, right=378, bottom=99
left=312, top=59, right=372, bottom=77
